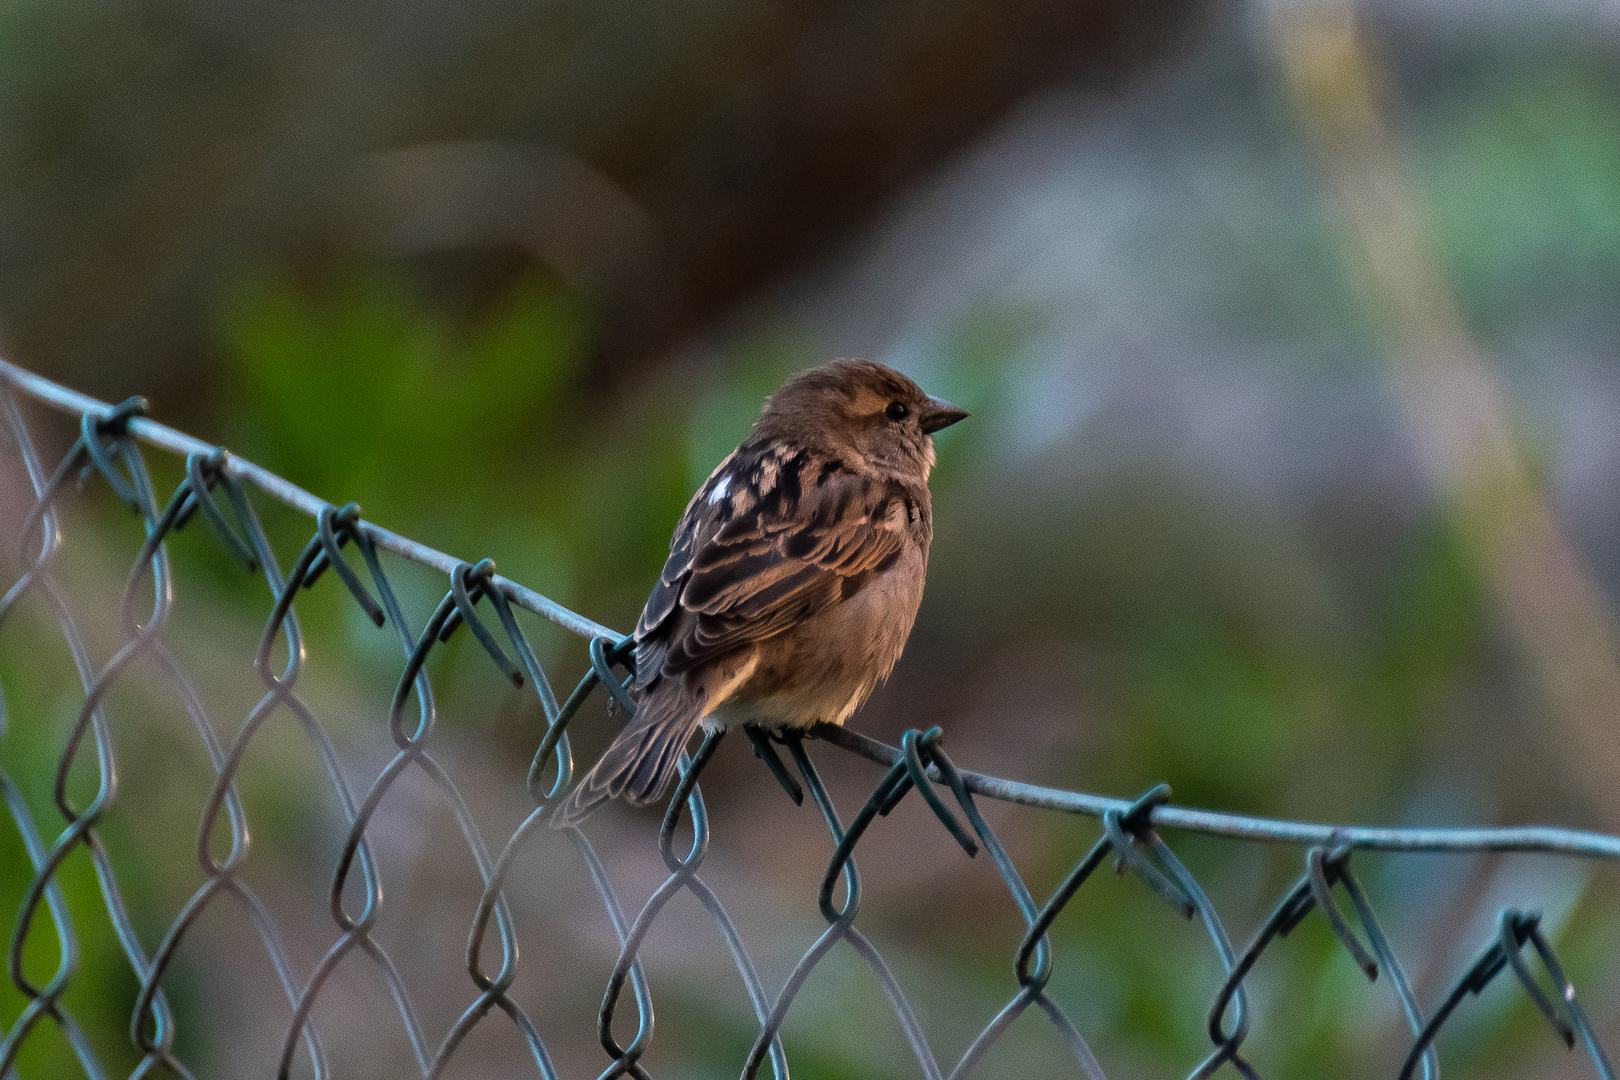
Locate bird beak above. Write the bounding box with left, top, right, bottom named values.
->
left=920, top=396, right=970, bottom=434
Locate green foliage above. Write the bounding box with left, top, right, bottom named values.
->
left=1415, top=59, right=1620, bottom=335
left=221, top=270, right=585, bottom=538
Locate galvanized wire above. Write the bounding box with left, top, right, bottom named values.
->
left=0, top=357, right=1616, bottom=1080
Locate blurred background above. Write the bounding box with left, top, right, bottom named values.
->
left=3, top=0, right=1620, bottom=1076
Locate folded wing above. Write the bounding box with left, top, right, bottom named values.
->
left=633, top=443, right=913, bottom=685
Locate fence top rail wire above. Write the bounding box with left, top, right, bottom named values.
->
left=6, top=354, right=1613, bottom=861
left=3, top=356, right=1618, bottom=861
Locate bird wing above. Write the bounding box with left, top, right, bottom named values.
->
left=633, top=442, right=915, bottom=682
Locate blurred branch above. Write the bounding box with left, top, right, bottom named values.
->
left=1268, top=0, right=1620, bottom=826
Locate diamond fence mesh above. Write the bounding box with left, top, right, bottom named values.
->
left=0, top=358, right=1616, bottom=1080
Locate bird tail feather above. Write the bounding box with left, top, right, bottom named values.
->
left=551, top=683, right=704, bottom=828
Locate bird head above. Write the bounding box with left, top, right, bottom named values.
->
left=754, top=359, right=968, bottom=480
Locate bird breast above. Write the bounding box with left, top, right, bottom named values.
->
left=709, top=542, right=928, bottom=731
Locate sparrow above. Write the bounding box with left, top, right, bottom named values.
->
left=552, top=359, right=968, bottom=826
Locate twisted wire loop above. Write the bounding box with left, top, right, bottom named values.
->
left=2, top=361, right=1620, bottom=1080
left=1394, top=910, right=1617, bottom=1080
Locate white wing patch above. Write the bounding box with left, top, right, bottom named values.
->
left=707, top=474, right=731, bottom=504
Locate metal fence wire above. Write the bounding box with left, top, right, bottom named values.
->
left=0, top=358, right=1617, bottom=1080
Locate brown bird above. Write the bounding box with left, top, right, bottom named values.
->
left=553, top=359, right=968, bottom=826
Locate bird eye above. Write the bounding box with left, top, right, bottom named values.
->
left=885, top=401, right=909, bottom=421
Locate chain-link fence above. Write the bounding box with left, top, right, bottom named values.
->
left=0, top=358, right=1616, bottom=1080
